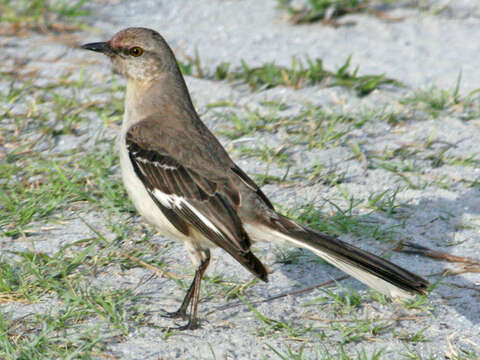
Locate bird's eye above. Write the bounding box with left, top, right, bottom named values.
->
left=129, top=47, right=143, bottom=57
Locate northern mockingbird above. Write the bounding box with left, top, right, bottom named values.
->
left=82, top=27, right=429, bottom=330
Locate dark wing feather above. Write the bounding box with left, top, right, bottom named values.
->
left=126, top=122, right=268, bottom=281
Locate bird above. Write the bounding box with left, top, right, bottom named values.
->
left=81, top=27, right=429, bottom=330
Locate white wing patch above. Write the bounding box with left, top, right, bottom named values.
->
left=152, top=188, right=182, bottom=208
left=152, top=188, right=222, bottom=236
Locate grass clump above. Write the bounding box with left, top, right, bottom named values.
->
left=179, top=55, right=402, bottom=96
left=227, top=56, right=401, bottom=96
left=276, top=0, right=410, bottom=25
left=277, top=0, right=367, bottom=24
left=0, top=0, right=89, bottom=33
left=399, top=73, right=480, bottom=120
left=0, top=310, right=104, bottom=360
left=400, top=86, right=461, bottom=118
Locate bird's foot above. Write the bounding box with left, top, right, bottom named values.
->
left=175, top=319, right=200, bottom=331
left=159, top=308, right=188, bottom=320
left=161, top=319, right=200, bottom=332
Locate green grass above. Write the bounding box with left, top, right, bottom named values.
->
left=277, top=0, right=366, bottom=24
left=238, top=295, right=319, bottom=339
left=238, top=280, right=432, bottom=356
left=179, top=55, right=402, bottom=96
left=0, top=0, right=89, bottom=32
left=394, top=327, right=429, bottom=343
left=291, top=162, right=347, bottom=186
left=275, top=0, right=452, bottom=25
left=399, top=73, right=480, bottom=120
left=0, top=311, right=105, bottom=360
left=287, top=107, right=356, bottom=149
left=276, top=0, right=406, bottom=24
left=0, top=143, right=130, bottom=237
left=365, top=187, right=411, bottom=217
left=217, top=108, right=283, bottom=140
left=234, top=145, right=291, bottom=166
left=0, top=71, right=130, bottom=237
left=303, top=286, right=364, bottom=318
left=217, top=105, right=366, bottom=153
left=266, top=343, right=385, bottom=360
left=205, top=276, right=260, bottom=301
left=400, top=86, right=460, bottom=119
left=281, top=193, right=400, bottom=243
left=0, top=233, right=154, bottom=359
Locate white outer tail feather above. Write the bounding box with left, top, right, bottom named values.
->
left=244, top=224, right=415, bottom=299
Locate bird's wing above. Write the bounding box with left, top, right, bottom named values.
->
left=126, top=117, right=268, bottom=280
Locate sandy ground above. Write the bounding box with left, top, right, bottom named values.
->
left=1, top=0, right=480, bottom=359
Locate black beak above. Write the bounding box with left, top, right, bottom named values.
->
left=81, top=42, right=113, bottom=54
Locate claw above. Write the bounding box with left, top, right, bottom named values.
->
left=159, top=308, right=188, bottom=320
left=160, top=319, right=200, bottom=332
left=176, top=319, right=200, bottom=330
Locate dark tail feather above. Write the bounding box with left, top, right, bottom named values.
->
left=269, top=215, right=429, bottom=298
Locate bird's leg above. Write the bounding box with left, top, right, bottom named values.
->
left=162, top=250, right=210, bottom=330
left=177, top=251, right=210, bottom=330
left=161, top=276, right=196, bottom=320
left=185, top=254, right=210, bottom=329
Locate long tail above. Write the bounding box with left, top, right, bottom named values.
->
left=246, top=215, right=429, bottom=299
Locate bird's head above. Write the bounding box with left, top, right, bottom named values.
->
left=81, top=27, right=178, bottom=82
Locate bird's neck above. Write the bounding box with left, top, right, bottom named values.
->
left=122, top=71, right=196, bottom=134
